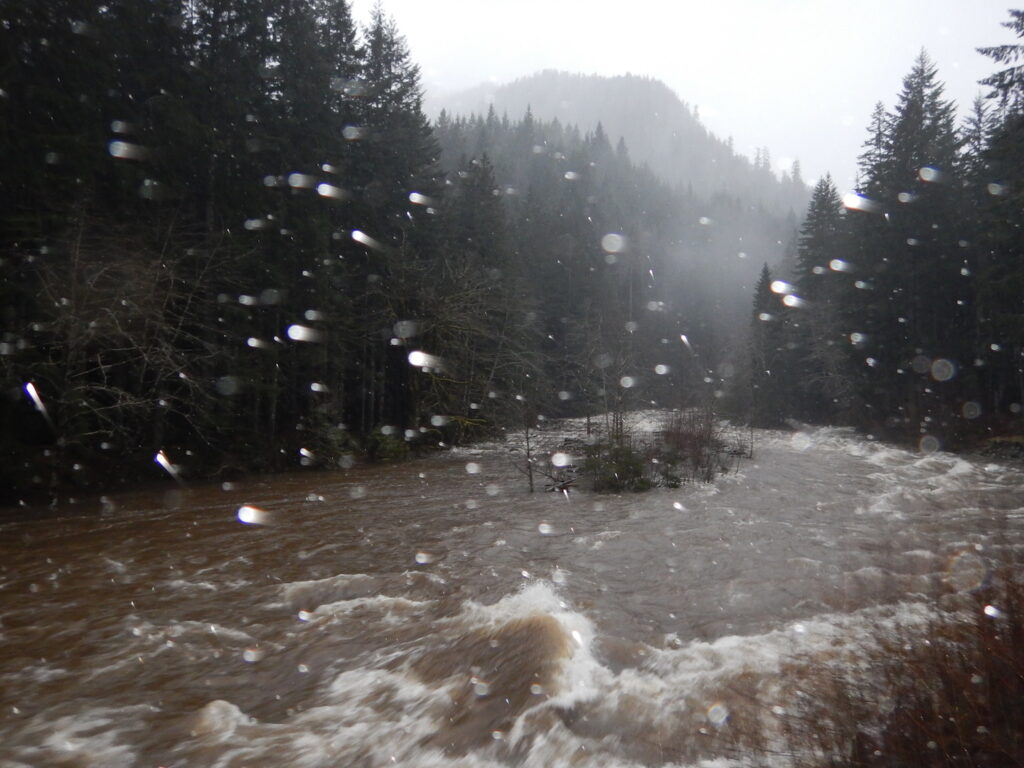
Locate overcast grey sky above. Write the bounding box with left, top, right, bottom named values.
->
left=351, top=1, right=1018, bottom=192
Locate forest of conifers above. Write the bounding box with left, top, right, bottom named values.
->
left=751, top=19, right=1024, bottom=447
left=1, top=2, right=1022, bottom=500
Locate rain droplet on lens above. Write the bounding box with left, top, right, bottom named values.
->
left=237, top=505, right=268, bottom=525
left=842, top=192, right=881, bottom=214
left=930, top=358, right=956, bottom=382
left=601, top=233, right=627, bottom=253
left=707, top=703, right=730, bottom=726
left=215, top=375, right=241, bottom=396
left=287, top=324, right=323, bottom=343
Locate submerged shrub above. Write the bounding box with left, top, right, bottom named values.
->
left=773, top=569, right=1024, bottom=767
left=364, top=428, right=410, bottom=462
left=583, top=439, right=652, bottom=492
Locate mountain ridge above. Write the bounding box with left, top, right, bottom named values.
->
left=425, top=69, right=809, bottom=216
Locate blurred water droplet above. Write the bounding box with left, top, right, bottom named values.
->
left=918, top=166, right=942, bottom=183
left=465, top=462, right=480, bottom=475
left=782, top=294, right=805, bottom=308
left=770, top=280, right=795, bottom=295
left=316, top=182, right=348, bottom=200
left=919, top=435, right=940, bottom=454
left=415, top=551, right=435, bottom=565
left=351, top=230, right=383, bottom=250
left=394, top=320, right=419, bottom=339
left=287, top=173, right=317, bottom=189
left=601, top=233, right=627, bottom=253
left=215, top=375, right=241, bottom=396
left=154, top=450, right=181, bottom=482
left=108, top=140, right=148, bottom=160
left=237, top=505, right=269, bottom=525
left=707, top=703, right=729, bottom=726
left=962, top=401, right=981, bottom=419
left=538, top=522, right=554, bottom=535
left=551, top=452, right=571, bottom=468
left=286, top=325, right=323, bottom=343
left=983, top=604, right=1001, bottom=618
left=930, top=358, right=956, bottom=382
left=842, top=193, right=881, bottom=214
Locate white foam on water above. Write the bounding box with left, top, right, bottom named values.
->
left=275, top=572, right=380, bottom=610
left=9, top=704, right=156, bottom=768
left=163, top=578, right=218, bottom=592
left=308, top=594, right=430, bottom=624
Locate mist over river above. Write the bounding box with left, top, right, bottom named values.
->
left=2, top=423, right=1023, bottom=767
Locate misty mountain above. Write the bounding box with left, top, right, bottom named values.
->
left=427, top=70, right=809, bottom=217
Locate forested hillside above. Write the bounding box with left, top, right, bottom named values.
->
left=3, top=1, right=1019, bottom=501
left=430, top=70, right=809, bottom=217
left=745, top=25, right=1024, bottom=449
left=0, top=0, right=792, bottom=500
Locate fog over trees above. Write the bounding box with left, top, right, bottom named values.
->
left=1, top=1, right=1022, bottom=499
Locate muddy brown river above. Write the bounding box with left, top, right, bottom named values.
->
left=2, top=422, right=1022, bottom=767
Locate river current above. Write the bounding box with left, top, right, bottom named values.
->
left=2, top=419, right=1023, bottom=767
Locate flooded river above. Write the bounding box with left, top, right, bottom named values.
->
left=2, top=423, right=1023, bottom=767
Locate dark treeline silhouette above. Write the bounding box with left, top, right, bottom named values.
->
left=0, top=0, right=800, bottom=501
left=743, top=15, right=1024, bottom=450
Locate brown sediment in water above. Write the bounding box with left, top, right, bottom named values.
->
left=412, top=613, right=570, bottom=754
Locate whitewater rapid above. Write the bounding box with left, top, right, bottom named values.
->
left=1, top=423, right=1022, bottom=767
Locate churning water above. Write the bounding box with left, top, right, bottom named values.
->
left=2, top=422, right=1023, bottom=766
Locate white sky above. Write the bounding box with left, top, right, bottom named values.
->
left=351, top=1, right=1018, bottom=192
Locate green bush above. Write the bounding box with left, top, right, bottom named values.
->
left=363, top=428, right=410, bottom=462
left=583, top=440, right=652, bottom=492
